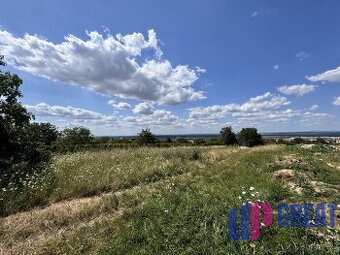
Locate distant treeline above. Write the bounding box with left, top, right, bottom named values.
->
left=50, top=126, right=335, bottom=153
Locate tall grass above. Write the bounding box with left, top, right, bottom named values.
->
left=1, top=145, right=339, bottom=254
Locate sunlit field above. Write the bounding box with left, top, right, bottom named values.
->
left=1, top=144, right=339, bottom=254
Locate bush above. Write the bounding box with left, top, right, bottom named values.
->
left=136, top=128, right=157, bottom=146
left=237, top=128, right=263, bottom=147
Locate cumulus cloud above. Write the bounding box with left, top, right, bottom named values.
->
left=25, top=102, right=181, bottom=131
left=307, top=66, right=340, bottom=83
left=133, top=102, right=155, bottom=115
left=188, top=92, right=290, bottom=120
left=125, top=109, right=178, bottom=126
left=333, top=96, right=340, bottom=106
left=25, top=103, right=117, bottom=126
left=233, top=109, right=301, bottom=123
left=0, top=29, right=205, bottom=104
left=108, top=100, right=131, bottom=110
left=295, top=52, right=310, bottom=61
left=277, top=84, right=317, bottom=96
left=309, top=104, right=319, bottom=111
left=187, top=91, right=334, bottom=129
left=273, top=64, right=280, bottom=70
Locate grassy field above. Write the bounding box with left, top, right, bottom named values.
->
left=0, top=144, right=340, bottom=254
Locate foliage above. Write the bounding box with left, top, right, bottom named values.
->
left=136, top=128, right=157, bottom=146
left=193, top=138, right=206, bottom=146
left=56, top=127, right=93, bottom=152
left=315, top=137, right=327, bottom=144
left=219, top=126, right=237, bottom=145
left=175, top=137, right=189, bottom=144
left=30, top=122, right=59, bottom=146
left=237, top=127, right=263, bottom=147
left=0, top=56, right=55, bottom=215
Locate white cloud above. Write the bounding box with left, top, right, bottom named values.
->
left=187, top=90, right=333, bottom=129
left=307, top=66, right=340, bottom=83
left=273, top=64, right=280, bottom=70
left=133, top=102, right=155, bottom=115
left=333, top=96, right=340, bottom=106
left=188, top=92, right=290, bottom=120
left=125, top=109, right=178, bottom=126
left=250, top=11, right=259, bottom=18
left=277, top=84, right=317, bottom=96
left=309, top=104, right=319, bottom=111
left=195, top=66, right=206, bottom=73
left=0, top=29, right=205, bottom=104
left=25, top=103, right=118, bottom=127
left=108, top=100, right=131, bottom=110
left=233, top=109, right=301, bottom=123
left=295, top=52, right=310, bottom=61
left=25, top=102, right=182, bottom=133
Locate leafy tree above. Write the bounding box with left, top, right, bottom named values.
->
left=57, top=127, right=93, bottom=151
left=237, top=128, right=263, bottom=147
left=0, top=55, right=55, bottom=215
left=136, top=128, right=157, bottom=145
left=30, top=122, right=59, bottom=146
left=220, top=126, right=237, bottom=145
left=0, top=56, right=50, bottom=176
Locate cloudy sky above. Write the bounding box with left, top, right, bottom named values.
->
left=0, top=0, right=339, bottom=135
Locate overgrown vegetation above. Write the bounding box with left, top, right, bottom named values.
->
left=0, top=57, right=57, bottom=216
left=1, top=145, right=339, bottom=254
left=1, top=56, right=340, bottom=254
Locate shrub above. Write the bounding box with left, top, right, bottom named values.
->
left=136, top=128, right=157, bottom=146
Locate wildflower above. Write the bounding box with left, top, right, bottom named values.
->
left=0, top=95, right=7, bottom=104
left=249, top=186, right=255, bottom=191
left=242, top=191, right=246, bottom=195
left=238, top=196, right=242, bottom=200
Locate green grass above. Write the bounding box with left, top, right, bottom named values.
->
left=1, top=145, right=339, bottom=254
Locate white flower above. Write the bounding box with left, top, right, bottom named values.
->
left=0, top=95, right=7, bottom=104
left=242, top=191, right=246, bottom=195
left=238, top=196, right=242, bottom=200
left=249, top=187, right=255, bottom=191
left=251, top=193, right=255, bottom=197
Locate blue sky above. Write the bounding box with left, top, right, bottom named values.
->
left=0, top=0, right=339, bottom=135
